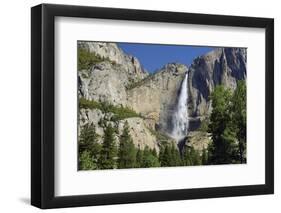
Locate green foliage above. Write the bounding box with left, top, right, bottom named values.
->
left=152, top=148, right=158, bottom=158
left=232, top=81, right=247, bottom=163
left=79, top=123, right=100, bottom=154
left=78, top=48, right=110, bottom=71
left=170, top=144, right=182, bottom=166
left=135, top=148, right=144, bottom=168
left=78, top=123, right=209, bottom=169
left=79, top=151, right=95, bottom=170
left=208, top=85, right=237, bottom=164
left=78, top=123, right=101, bottom=170
left=207, top=80, right=246, bottom=164
left=135, top=147, right=162, bottom=168
left=159, top=143, right=182, bottom=167
left=98, top=124, right=117, bottom=169
left=182, top=146, right=201, bottom=166
left=118, top=121, right=137, bottom=169
left=141, top=146, right=160, bottom=168
left=201, top=148, right=208, bottom=165
left=79, top=98, right=101, bottom=110
left=159, top=144, right=171, bottom=167
left=109, top=105, right=141, bottom=121
left=79, top=98, right=141, bottom=121
left=158, top=144, right=165, bottom=166
left=198, top=118, right=210, bottom=132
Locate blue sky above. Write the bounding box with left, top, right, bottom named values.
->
left=118, top=43, right=214, bottom=73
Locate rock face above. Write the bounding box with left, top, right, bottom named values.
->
left=117, top=118, right=158, bottom=151
left=78, top=41, right=158, bottom=150
left=78, top=41, right=148, bottom=105
left=127, top=63, right=188, bottom=133
left=78, top=41, right=148, bottom=80
left=186, top=131, right=211, bottom=152
left=78, top=41, right=246, bottom=153
left=79, top=107, right=158, bottom=150
left=79, top=62, right=129, bottom=105
left=188, top=48, right=247, bottom=118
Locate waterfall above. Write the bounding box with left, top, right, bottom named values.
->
left=170, top=72, right=189, bottom=141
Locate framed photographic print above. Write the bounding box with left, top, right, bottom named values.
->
left=31, top=3, right=274, bottom=209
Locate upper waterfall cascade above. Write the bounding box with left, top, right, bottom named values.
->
left=171, top=72, right=189, bottom=141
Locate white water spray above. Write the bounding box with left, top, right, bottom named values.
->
left=171, top=72, right=189, bottom=141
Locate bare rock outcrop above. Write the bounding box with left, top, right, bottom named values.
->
left=188, top=48, right=247, bottom=117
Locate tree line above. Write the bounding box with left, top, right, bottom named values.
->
left=79, top=121, right=205, bottom=170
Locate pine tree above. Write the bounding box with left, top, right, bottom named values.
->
left=152, top=148, right=158, bottom=158
left=182, top=146, right=191, bottom=166
left=159, top=144, right=166, bottom=166
left=231, top=80, right=246, bottom=163
left=78, top=123, right=101, bottom=170
left=79, top=123, right=98, bottom=153
left=160, top=144, right=172, bottom=167
left=135, top=147, right=143, bottom=168
left=98, top=123, right=117, bottom=169
left=159, top=143, right=182, bottom=167
left=208, top=85, right=240, bottom=164
left=118, top=121, right=136, bottom=169
left=190, top=147, right=201, bottom=165
left=141, top=146, right=160, bottom=168
left=170, top=143, right=182, bottom=166
left=79, top=151, right=95, bottom=170
left=182, top=146, right=201, bottom=166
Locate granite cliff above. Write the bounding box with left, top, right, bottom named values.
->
left=78, top=41, right=246, bottom=153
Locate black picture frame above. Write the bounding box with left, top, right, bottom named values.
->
left=31, top=3, right=274, bottom=209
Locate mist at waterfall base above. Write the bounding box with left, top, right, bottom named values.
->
left=170, top=72, right=189, bottom=142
